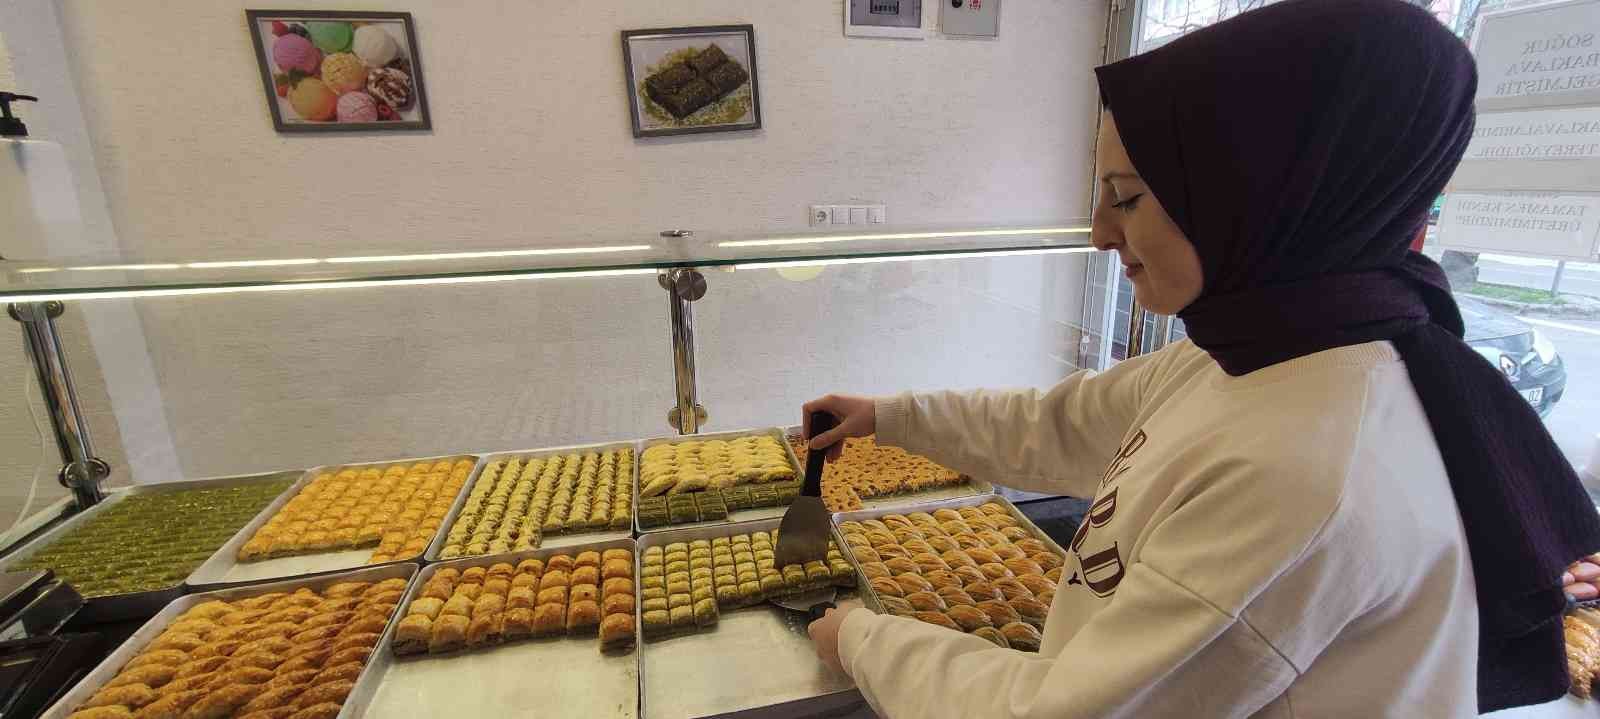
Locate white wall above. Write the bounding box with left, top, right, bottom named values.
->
left=14, top=0, right=1106, bottom=478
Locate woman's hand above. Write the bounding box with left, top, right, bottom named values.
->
left=808, top=606, right=850, bottom=674
left=802, top=394, right=877, bottom=461
left=1566, top=554, right=1600, bottom=601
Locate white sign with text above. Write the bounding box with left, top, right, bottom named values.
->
left=1466, top=106, right=1600, bottom=161
left=1473, top=0, right=1600, bottom=105
left=1438, top=191, right=1600, bottom=260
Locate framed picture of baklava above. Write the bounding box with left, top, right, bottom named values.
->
left=622, top=25, right=762, bottom=138
left=245, top=9, right=431, bottom=132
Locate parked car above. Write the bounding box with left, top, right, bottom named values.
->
left=1460, top=295, right=1566, bottom=417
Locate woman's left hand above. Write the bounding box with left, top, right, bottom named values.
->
left=808, top=607, right=850, bottom=674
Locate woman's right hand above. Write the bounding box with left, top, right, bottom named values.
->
left=802, top=394, right=877, bottom=461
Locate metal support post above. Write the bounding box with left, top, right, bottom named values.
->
left=8, top=301, right=109, bottom=509
left=659, top=264, right=708, bottom=435
left=1125, top=301, right=1149, bottom=358
left=1553, top=260, right=1567, bottom=299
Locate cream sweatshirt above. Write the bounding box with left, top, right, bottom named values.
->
left=838, top=339, right=1479, bottom=718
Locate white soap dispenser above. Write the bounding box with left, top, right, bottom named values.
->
left=1, top=91, right=84, bottom=260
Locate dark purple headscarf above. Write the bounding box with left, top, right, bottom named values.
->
left=1096, top=0, right=1600, bottom=710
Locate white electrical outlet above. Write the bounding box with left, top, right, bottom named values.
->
left=811, top=204, right=887, bottom=226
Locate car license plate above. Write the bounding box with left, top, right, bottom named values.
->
left=1522, top=387, right=1544, bottom=405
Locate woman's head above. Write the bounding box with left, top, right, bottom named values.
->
left=1092, top=111, right=1203, bottom=314
left=1093, top=0, right=1476, bottom=309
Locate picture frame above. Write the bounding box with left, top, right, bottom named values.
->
left=621, top=25, right=762, bottom=138
left=246, top=9, right=432, bottom=133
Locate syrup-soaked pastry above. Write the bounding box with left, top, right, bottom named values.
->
left=599, top=613, right=634, bottom=651
left=964, top=547, right=1002, bottom=565
left=129, top=687, right=208, bottom=717
left=993, top=578, right=1034, bottom=602
left=946, top=604, right=994, bottom=632
left=235, top=637, right=293, bottom=658
left=1015, top=575, right=1056, bottom=597
left=237, top=685, right=306, bottom=715
left=911, top=611, right=962, bottom=632
left=1009, top=597, right=1050, bottom=627
left=893, top=574, right=934, bottom=595
left=935, top=586, right=977, bottom=607
left=289, top=625, right=341, bottom=645
left=291, top=678, right=355, bottom=709
left=1045, top=567, right=1063, bottom=583
left=507, top=587, right=536, bottom=610
left=869, top=577, right=904, bottom=598
left=83, top=683, right=159, bottom=709
left=602, top=593, right=634, bottom=616
left=601, top=559, right=632, bottom=581
left=265, top=670, right=318, bottom=692
left=972, top=626, right=1010, bottom=649
left=571, top=566, right=600, bottom=587
left=324, top=646, right=372, bottom=668
left=850, top=546, right=881, bottom=563
left=544, top=556, right=575, bottom=574
left=999, top=621, right=1042, bottom=652
left=641, top=609, right=671, bottom=638
left=857, top=562, right=891, bottom=581
left=883, top=557, right=919, bottom=575
left=567, top=600, right=602, bottom=635
left=990, top=545, right=1027, bottom=562
left=1036, top=589, right=1055, bottom=607
left=466, top=613, right=504, bottom=646
left=877, top=596, right=915, bottom=616
left=570, top=584, right=600, bottom=605
left=428, top=611, right=467, bottom=650
left=978, top=563, right=1014, bottom=581
left=531, top=604, right=565, bottom=637
left=322, top=582, right=371, bottom=599
left=393, top=615, right=432, bottom=655
left=976, top=600, right=1021, bottom=627
left=905, top=591, right=947, bottom=613
left=107, top=664, right=178, bottom=690
left=329, top=633, right=380, bottom=654
left=502, top=608, right=535, bottom=640
left=922, top=570, right=964, bottom=591
left=183, top=682, right=268, bottom=719
left=1003, top=558, right=1045, bottom=577
left=536, top=587, right=568, bottom=606
left=601, top=577, right=633, bottom=599
left=174, top=657, right=229, bottom=680
left=286, top=702, right=343, bottom=719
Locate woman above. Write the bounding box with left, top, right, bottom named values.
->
left=803, top=0, right=1600, bottom=716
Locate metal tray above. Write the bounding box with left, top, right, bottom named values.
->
left=832, top=494, right=1068, bottom=615
left=637, top=517, right=867, bottom=719
left=346, top=538, right=639, bottom=719
left=188, top=454, right=480, bottom=590
left=0, top=470, right=302, bottom=623
left=423, top=442, right=638, bottom=562
left=779, top=425, right=996, bottom=511
left=634, top=428, right=804, bottom=534
left=37, top=562, right=418, bottom=719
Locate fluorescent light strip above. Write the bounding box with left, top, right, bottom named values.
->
left=0, top=268, right=658, bottom=303
left=16, top=268, right=60, bottom=274
left=734, top=246, right=1097, bottom=270
left=185, top=258, right=322, bottom=269
left=325, top=245, right=654, bottom=264
left=719, top=227, right=1091, bottom=248
left=66, top=263, right=183, bottom=271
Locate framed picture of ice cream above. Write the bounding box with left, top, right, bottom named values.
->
left=245, top=9, right=430, bottom=132
left=622, top=25, right=762, bottom=138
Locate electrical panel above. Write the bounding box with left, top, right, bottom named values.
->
left=846, top=0, right=924, bottom=39
left=941, top=0, right=1000, bottom=37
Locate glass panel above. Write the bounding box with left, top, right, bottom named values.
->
left=1423, top=0, right=1597, bottom=486
left=0, top=223, right=1092, bottom=302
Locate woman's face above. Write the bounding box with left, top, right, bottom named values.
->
left=1092, top=111, right=1205, bottom=315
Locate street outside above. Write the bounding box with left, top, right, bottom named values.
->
left=1471, top=254, right=1600, bottom=481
